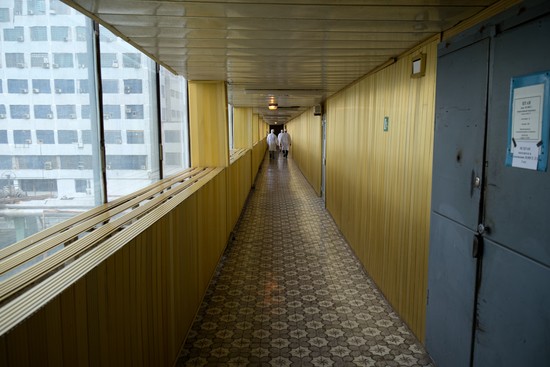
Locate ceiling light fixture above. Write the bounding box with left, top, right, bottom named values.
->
left=268, top=102, right=278, bottom=110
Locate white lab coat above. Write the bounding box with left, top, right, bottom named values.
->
left=267, top=133, right=278, bottom=151
left=277, top=132, right=283, bottom=148
left=279, top=132, right=291, bottom=150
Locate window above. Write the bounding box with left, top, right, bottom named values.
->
left=56, top=105, right=77, bottom=119
left=0, top=156, right=12, bottom=169
left=27, top=0, right=46, bottom=15
left=75, top=179, right=88, bottom=193
left=54, top=79, right=75, bottom=94
left=34, top=105, right=53, bottom=119
left=3, top=27, right=24, bottom=41
left=164, top=130, right=181, bottom=143
left=81, top=105, right=90, bottom=119
left=50, top=0, right=70, bottom=15
left=0, top=8, right=10, bottom=22
left=52, top=53, right=73, bottom=68
left=0, top=131, right=8, bottom=144
left=106, top=155, right=147, bottom=170
left=165, top=153, right=182, bottom=166
left=8, top=79, right=29, bottom=94
left=30, top=27, right=47, bottom=41
left=10, top=105, right=30, bottom=119
left=14, top=130, right=32, bottom=144
left=125, top=105, right=144, bottom=119
left=36, top=130, right=55, bottom=144
left=82, top=130, right=92, bottom=144
left=32, top=79, right=51, bottom=94
left=5, top=53, right=25, bottom=68
left=123, top=53, right=141, bottom=68
left=103, top=105, right=121, bottom=119
left=78, top=79, right=89, bottom=93
left=124, top=79, right=143, bottom=94
left=102, top=79, right=118, bottom=93
left=57, top=130, right=78, bottom=144
left=0, top=0, right=103, bottom=252
left=76, top=27, right=87, bottom=41
left=76, top=54, right=88, bottom=69
left=19, top=180, right=57, bottom=194
left=127, top=130, right=144, bottom=144
left=160, top=67, right=190, bottom=175
left=101, top=53, right=118, bottom=68
left=51, top=26, right=69, bottom=41
left=105, top=130, right=122, bottom=144
left=60, top=156, right=92, bottom=169
left=14, top=0, right=23, bottom=15
left=31, top=53, right=50, bottom=68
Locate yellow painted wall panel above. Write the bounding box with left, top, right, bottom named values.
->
left=321, top=39, right=437, bottom=341
left=286, top=109, right=322, bottom=196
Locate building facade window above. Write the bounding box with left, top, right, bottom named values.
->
left=125, top=105, right=144, bottom=119
left=124, top=79, right=142, bottom=94
left=32, top=79, right=51, bottom=94
left=105, top=130, right=122, bottom=144
left=34, top=105, right=53, bottom=119
left=5, top=53, right=25, bottom=67
left=3, top=27, right=24, bottom=41
left=103, top=105, right=121, bottom=119
left=30, top=26, right=47, bottom=41
left=14, top=130, right=32, bottom=144
left=0, top=8, right=10, bottom=22
left=27, top=0, right=46, bottom=15
left=102, top=79, right=118, bottom=93
left=52, top=53, right=73, bottom=68
left=8, top=79, right=29, bottom=94
left=54, top=79, right=75, bottom=93
left=31, top=53, right=50, bottom=68
left=36, top=130, right=55, bottom=144
left=123, top=53, right=141, bottom=68
left=56, top=105, right=77, bottom=119
left=126, top=130, right=144, bottom=144
left=50, top=26, right=69, bottom=41
left=0, top=130, right=8, bottom=144
left=57, top=130, right=78, bottom=144
left=10, top=105, right=31, bottom=119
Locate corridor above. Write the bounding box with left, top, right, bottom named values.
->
left=177, top=155, right=434, bottom=367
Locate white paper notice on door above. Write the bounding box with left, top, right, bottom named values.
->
left=512, top=140, right=539, bottom=170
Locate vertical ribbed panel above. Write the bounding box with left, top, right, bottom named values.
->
left=286, top=109, right=322, bottom=196
left=324, top=39, right=438, bottom=341
left=0, top=170, right=237, bottom=366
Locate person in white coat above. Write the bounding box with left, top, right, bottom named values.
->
left=266, top=129, right=278, bottom=159
left=277, top=129, right=284, bottom=156
left=279, top=130, right=291, bottom=158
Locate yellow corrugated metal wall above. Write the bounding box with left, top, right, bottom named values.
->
left=324, top=38, right=438, bottom=340
left=286, top=110, right=322, bottom=196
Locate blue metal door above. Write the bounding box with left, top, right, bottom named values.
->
left=426, top=37, right=489, bottom=367
left=473, top=10, right=550, bottom=366
left=427, top=3, right=550, bottom=366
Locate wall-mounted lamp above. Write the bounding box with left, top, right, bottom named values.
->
left=411, top=53, right=426, bottom=78
left=268, top=102, right=278, bottom=110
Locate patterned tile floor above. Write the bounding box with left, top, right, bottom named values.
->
left=176, top=154, right=434, bottom=367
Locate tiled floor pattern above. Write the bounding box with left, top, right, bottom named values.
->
left=177, top=155, right=434, bottom=367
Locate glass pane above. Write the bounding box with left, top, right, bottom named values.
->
left=0, top=4, right=103, bottom=257
left=159, top=67, right=189, bottom=176
left=99, top=26, right=160, bottom=200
